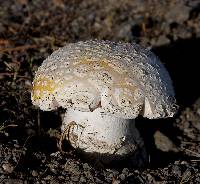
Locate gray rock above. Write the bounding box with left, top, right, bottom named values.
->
left=154, top=130, right=178, bottom=152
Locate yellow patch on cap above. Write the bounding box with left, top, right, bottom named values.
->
left=32, top=76, right=57, bottom=101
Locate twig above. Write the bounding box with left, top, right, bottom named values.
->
left=191, top=160, right=200, bottom=162
left=0, top=72, right=31, bottom=79
left=37, top=109, right=41, bottom=136
left=13, top=136, right=32, bottom=171
left=0, top=45, right=37, bottom=53
left=184, top=148, right=200, bottom=157
left=0, top=39, right=10, bottom=45
left=0, top=124, right=18, bottom=132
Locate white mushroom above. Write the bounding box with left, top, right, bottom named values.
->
left=31, top=40, right=177, bottom=165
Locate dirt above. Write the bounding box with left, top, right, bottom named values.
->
left=0, top=0, right=200, bottom=183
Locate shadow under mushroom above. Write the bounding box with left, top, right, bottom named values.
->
left=137, top=37, right=200, bottom=167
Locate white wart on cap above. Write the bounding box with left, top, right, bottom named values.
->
left=31, top=40, right=177, bottom=164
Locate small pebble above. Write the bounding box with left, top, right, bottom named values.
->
left=119, top=173, right=126, bottom=180
left=79, top=175, right=87, bottom=183
left=197, top=108, right=200, bottom=116
left=2, top=163, right=14, bottom=173
left=32, top=170, right=38, bottom=177
left=112, top=178, right=120, bottom=184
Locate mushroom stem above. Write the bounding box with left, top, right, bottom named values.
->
left=62, top=108, right=146, bottom=161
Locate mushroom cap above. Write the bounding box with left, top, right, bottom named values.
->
left=31, top=40, right=177, bottom=119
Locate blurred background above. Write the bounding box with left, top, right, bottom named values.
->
left=0, top=0, right=200, bottom=183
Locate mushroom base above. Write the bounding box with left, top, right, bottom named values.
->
left=62, top=108, right=147, bottom=165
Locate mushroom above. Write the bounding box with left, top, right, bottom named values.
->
left=31, top=40, right=177, bottom=165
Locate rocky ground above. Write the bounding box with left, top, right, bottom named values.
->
left=0, top=0, right=200, bottom=183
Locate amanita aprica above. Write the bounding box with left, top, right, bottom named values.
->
left=32, top=40, right=177, bottom=165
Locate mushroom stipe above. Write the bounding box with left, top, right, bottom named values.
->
left=32, top=40, right=177, bottom=166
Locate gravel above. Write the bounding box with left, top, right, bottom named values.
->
left=0, top=0, right=200, bottom=183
